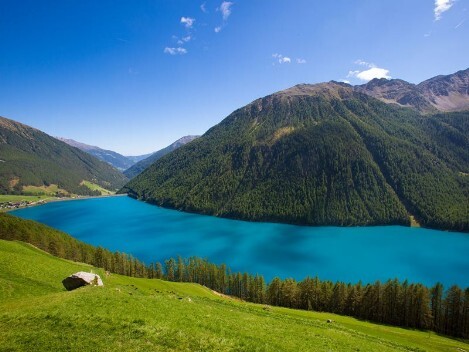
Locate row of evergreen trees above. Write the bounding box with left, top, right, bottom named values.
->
left=1, top=213, right=467, bottom=338
left=155, top=256, right=469, bottom=338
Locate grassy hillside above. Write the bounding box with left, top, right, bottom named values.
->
left=0, top=240, right=467, bottom=352
left=122, top=84, right=468, bottom=231
left=0, top=116, right=128, bottom=195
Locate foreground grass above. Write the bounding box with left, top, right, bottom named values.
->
left=0, top=240, right=467, bottom=351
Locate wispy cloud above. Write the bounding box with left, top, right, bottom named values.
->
left=180, top=17, right=195, bottom=28
left=175, top=35, right=192, bottom=45
left=434, top=0, right=455, bottom=21
left=214, top=1, right=234, bottom=33
left=200, top=2, right=207, bottom=13
left=272, top=54, right=307, bottom=65
left=354, top=59, right=371, bottom=67
left=345, top=60, right=391, bottom=82
left=220, top=1, right=234, bottom=20
left=455, top=19, right=466, bottom=28
left=164, top=47, right=188, bottom=55
left=272, top=53, right=291, bottom=64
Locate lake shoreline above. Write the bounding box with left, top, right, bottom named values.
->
left=11, top=195, right=469, bottom=287
left=4, top=193, right=127, bottom=212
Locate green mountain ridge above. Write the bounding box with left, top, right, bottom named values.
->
left=124, top=135, right=200, bottom=179
left=0, top=116, right=128, bottom=195
left=122, top=82, right=469, bottom=231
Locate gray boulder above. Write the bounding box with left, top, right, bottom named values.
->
left=62, top=272, right=104, bottom=291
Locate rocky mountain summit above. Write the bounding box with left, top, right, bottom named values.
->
left=355, top=68, right=469, bottom=113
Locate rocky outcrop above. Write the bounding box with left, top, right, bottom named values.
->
left=62, top=272, right=104, bottom=291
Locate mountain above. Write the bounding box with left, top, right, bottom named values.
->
left=121, top=78, right=468, bottom=231
left=125, top=153, right=153, bottom=164
left=58, top=138, right=135, bottom=171
left=0, top=116, right=128, bottom=195
left=124, top=135, right=199, bottom=179
left=355, top=68, right=469, bottom=113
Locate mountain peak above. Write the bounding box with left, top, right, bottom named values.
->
left=272, top=82, right=355, bottom=101
left=354, top=67, right=468, bottom=113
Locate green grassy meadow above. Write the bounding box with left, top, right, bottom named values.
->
left=0, top=239, right=467, bottom=351
left=0, top=194, right=52, bottom=203
left=81, top=180, right=114, bottom=195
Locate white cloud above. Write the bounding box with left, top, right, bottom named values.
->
left=220, top=1, right=234, bottom=20
left=214, top=26, right=222, bottom=33
left=339, top=79, right=351, bottom=84
left=200, top=2, right=207, bottom=13
left=348, top=67, right=391, bottom=81
left=164, top=47, right=188, bottom=55
left=272, top=54, right=291, bottom=64
left=434, top=0, right=455, bottom=20
left=180, top=17, right=195, bottom=28
left=272, top=54, right=305, bottom=65
left=346, top=60, right=391, bottom=82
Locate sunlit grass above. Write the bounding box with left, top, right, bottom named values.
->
left=0, top=240, right=467, bottom=351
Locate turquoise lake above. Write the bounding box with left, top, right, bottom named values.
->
left=12, top=196, right=469, bottom=287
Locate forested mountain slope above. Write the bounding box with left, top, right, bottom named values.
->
left=122, top=83, right=468, bottom=231
left=124, top=135, right=199, bottom=179
left=0, top=116, right=128, bottom=195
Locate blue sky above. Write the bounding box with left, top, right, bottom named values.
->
left=0, top=0, right=467, bottom=155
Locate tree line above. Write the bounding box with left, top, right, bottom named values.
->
left=1, top=212, right=467, bottom=338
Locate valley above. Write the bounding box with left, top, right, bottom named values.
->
left=0, top=58, right=468, bottom=352
left=1, top=2, right=468, bottom=350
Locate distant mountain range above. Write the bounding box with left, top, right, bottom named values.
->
left=57, top=138, right=135, bottom=171
left=125, top=153, right=153, bottom=164
left=59, top=136, right=199, bottom=177
left=122, top=68, right=469, bottom=232
left=124, top=136, right=199, bottom=179
left=354, top=68, right=469, bottom=113
left=0, top=117, right=128, bottom=195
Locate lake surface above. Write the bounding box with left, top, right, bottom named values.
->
left=12, top=196, right=469, bottom=287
